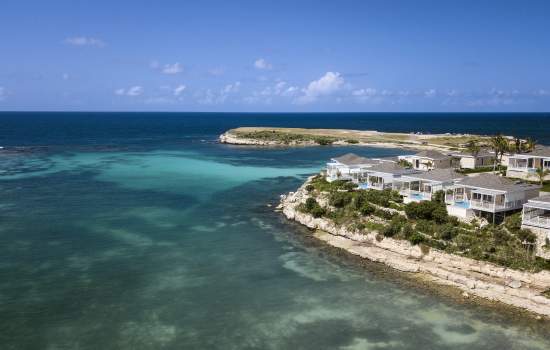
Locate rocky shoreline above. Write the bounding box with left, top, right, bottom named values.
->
left=278, top=176, right=550, bottom=318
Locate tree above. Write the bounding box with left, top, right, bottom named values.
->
left=513, top=137, right=523, bottom=153
left=490, top=134, right=508, bottom=172
left=465, top=140, right=481, bottom=157
left=525, top=137, right=537, bottom=152
left=536, top=166, right=550, bottom=186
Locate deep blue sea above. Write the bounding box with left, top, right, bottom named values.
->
left=1, top=112, right=550, bottom=349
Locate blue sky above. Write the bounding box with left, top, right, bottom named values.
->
left=1, top=0, right=549, bottom=112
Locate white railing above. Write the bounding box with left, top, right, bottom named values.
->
left=469, top=199, right=524, bottom=212
left=523, top=216, right=550, bottom=229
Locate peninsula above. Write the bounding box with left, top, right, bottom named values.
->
left=219, top=127, right=498, bottom=152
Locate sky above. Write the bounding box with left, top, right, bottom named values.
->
left=1, top=0, right=549, bottom=112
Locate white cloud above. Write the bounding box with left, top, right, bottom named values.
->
left=254, top=58, right=272, bottom=70
left=115, top=86, right=143, bottom=97
left=535, top=89, right=550, bottom=96
left=162, top=63, right=183, bottom=75
left=173, top=84, right=186, bottom=96
left=295, top=72, right=344, bottom=104
left=424, top=89, right=437, bottom=98
left=65, top=37, right=105, bottom=47
left=62, top=73, right=70, bottom=80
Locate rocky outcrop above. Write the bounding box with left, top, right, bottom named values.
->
left=279, top=177, right=550, bottom=317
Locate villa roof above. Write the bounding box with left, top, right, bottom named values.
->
left=402, top=169, right=465, bottom=183
left=526, top=195, right=550, bottom=210
left=331, top=153, right=377, bottom=166
left=413, top=150, right=451, bottom=160
left=529, top=146, right=550, bottom=158
left=458, top=173, right=540, bottom=193
left=366, top=162, right=420, bottom=176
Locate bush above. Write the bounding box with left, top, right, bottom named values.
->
left=374, top=209, right=397, bottom=220
left=360, top=203, right=376, bottom=216
left=405, top=200, right=448, bottom=224
left=303, top=198, right=325, bottom=218
left=409, top=233, right=425, bottom=245
left=382, top=217, right=405, bottom=237
left=431, top=190, right=445, bottom=204
left=329, top=191, right=353, bottom=208
left=514, top=229, right=536, bottom=244
left=504, top=213, right=522, bottom=232
left=346, top=139, right=359, bottom=144
left=402, top=223, right=414, bottom=239
left=437, top=223, right=457, bottom=240
left=305, top=184, right=315, bottom=193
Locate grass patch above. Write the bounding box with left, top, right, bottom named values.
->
left=235, top=130, right=338, bottom=145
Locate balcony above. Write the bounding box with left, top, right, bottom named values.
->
left=523, top=216, right=550, bottom=229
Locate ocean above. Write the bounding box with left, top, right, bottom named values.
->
left=0, top=112, right=549, bottom=349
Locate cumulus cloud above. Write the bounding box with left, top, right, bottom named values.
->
left=115, top=86, right=143, bottom=97
left=64, top=37, right=105, bottom=47
left=162, top=63, right=183, bottom=75
left=173, top=84, right=186, bottom=96
left=295, top=72, right=344, bottom=104
left=254, top=58, right=272, bottom=70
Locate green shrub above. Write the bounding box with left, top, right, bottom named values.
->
left=360, top=203, right=376, bottom=216
left=405, top=200, right=448, bottom=224
left=431, top=190, right=445, bottom=204
left=302, top=198, right=325, bottom=218
left=402, top=223, right=414, bottom=239
left=437, top=223, right=457, bottom=240
left=409, top=233, right=425, bottom=245
left=305, top=184, right=315, bottom=193
left=504, top=213, right=522, bottom=232
left=382, top=217, right=405, bottom=237
left=329, top=191, right=353, bottom=208
left=346, top=139, right=359, bottom=144
left=374, top=209, right=397, bottom=220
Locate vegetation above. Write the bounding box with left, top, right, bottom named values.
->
left=536, top=167, right=550, bottom=186
left=236, top=130, right=338, bottom=145
left=301, top=176, right=550, bottom=271
left=458, top=166, right=500, bottom=174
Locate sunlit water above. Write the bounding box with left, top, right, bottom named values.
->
left=1, top=113, right=550, bottom=349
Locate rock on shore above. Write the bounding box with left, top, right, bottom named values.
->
left=279, top=176, right=550, bottom=318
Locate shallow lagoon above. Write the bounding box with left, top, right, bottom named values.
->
left=1, top=119, right=550, bottom=348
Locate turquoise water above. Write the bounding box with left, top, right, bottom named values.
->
left=1, top=113, right=550, bottom=349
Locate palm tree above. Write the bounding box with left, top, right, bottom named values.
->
left=490, top=134, right=508, bottom=172
left=536, top=166, right=550, bottom=186
left=513, top=137, right=522, bottom=153
left=466, top=140, right=481, bottom=157
left=525, top=137, right=537, bottom=152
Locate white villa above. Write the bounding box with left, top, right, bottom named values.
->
left=394, top=169, right=465, bottom=203
left=359, top=162, right=421, bottom=191
left=325, top=153, right=397, bottom=183
left=398, top=150, right=454, bottom=171
left=445, top=173, right=540, bottom=223
left=325, top=153, right=380, bottom=182
left=507, top=146, right=550, bottom=181
left=451, top=151, right=495, bottom=170
left=522, top=195, right=550, bottom=259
